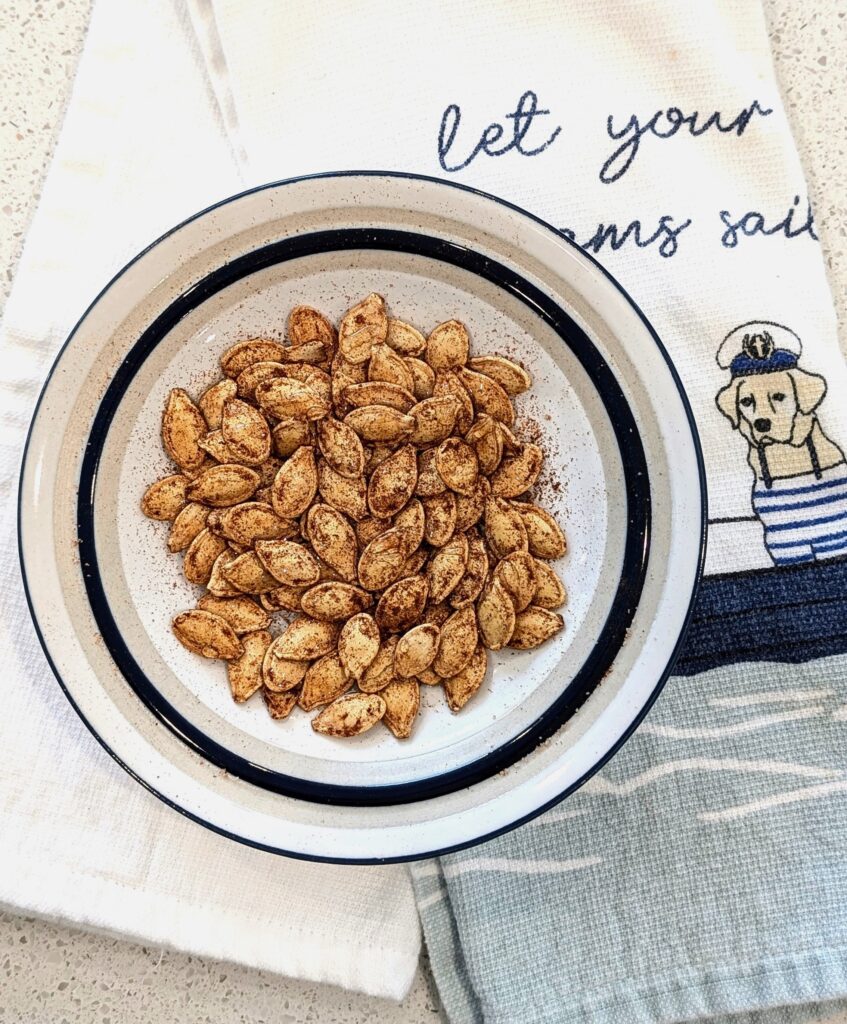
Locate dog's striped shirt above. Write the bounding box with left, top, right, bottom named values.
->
left=752, top=460, right=847, bottom=565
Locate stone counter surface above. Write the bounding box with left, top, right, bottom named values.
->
left=1, top=1, right=845, bottom=1021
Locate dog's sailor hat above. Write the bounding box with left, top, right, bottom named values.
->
left=717, top=320, right=803, bottom=377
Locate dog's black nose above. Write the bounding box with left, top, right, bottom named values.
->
left=754, top=417, right=772, bottom=432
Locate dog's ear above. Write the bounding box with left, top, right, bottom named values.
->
left=716, top=379, right=741, bottom=427
left=789, top=368, right=827, bottom=414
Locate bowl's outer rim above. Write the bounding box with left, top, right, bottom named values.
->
left=17, top=170, right=707, bottom=863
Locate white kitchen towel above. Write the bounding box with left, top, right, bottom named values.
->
left=0, top=0, right=420, bottom=1001
left=194, top=0, right=847, bottom=582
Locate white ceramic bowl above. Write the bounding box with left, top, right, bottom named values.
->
left=19, top=173, right=705, bottom=862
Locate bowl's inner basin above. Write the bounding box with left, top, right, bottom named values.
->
left=93, top=248, right=625, bottom=789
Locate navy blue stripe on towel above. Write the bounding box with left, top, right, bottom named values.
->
left=768, top=527, right=847, bottom=549
left=754, top=489, right=847, bottom=515
left=753, top=470, right=847, bottom=500
left=674, top=555, right=847, bottom=675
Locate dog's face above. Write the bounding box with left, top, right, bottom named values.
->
left=735, top=371, right=798, bottom=444
left=716, top=368, right=826, bottom=445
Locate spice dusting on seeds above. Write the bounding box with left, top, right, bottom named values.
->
left=141, top=295, right=568, bottom=739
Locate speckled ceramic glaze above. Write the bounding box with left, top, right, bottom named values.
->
left=19, top=173, right=704, bottom=861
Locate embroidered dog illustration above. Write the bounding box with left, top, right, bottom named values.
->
left=716, top=321, right=847, bottom=565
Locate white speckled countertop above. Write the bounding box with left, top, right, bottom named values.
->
left=1, top=2, right=846, bottom=1021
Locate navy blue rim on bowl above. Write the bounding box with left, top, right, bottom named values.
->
left=19, top=171, right=707, bottom=860
left=75, top=226, right=651, bottom=807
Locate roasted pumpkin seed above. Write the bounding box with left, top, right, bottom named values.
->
left=426, top=533, right=469, bottom=603
left=186, top=463, right=261, bottom=507
left=255, top=539, right=321, bottom=587
left=508, top=606, right=565, bottom=649
left=213, top=501, right=295, bottom=546
left=467, top=355, right=531, bottom=395
left=381, top=679, right=420, bottom=738
left=223, top=550, right=284, bottom=594
left=307, top=504, right=358, bottom=581
left=141, top=474, right=188, bottom=521
left=227, top=629, right=272, bottom=702
left=490, top=443, right=543, bottom=498
left=272, top=418, right=313, bottom=457
left=338, top=293, right=387, bottom=363
left=256, top=376, right=330, bottom=420
left=317, top=416, right=365, bottom=479
left=197, top=594, right=269, bottom=634
left=433, top=371, right=474, bottom=433
left=330, top=351, right=367, bottom=416
left=300, top=582, right=373, bottom=621
left=183, top=528, right=228, bottom=586
left=299, top=653, right=350, bottom=711
left=408, top=395, right=459, bottom=445
left=288, top=305, right=336, bottom=350
left=359, top=636, right=400, bottom=693
left=368, top=444, right=417, bottom=518
left=198, top=378, right=237, bottom=429
left=357, top=526, right=411, bottom=590
left=342, top=380, right=416, bottom=413
left=235, top=361, right=287, bottom=402
left=206, top=548, right=245, bottom=597
left=512, top=501, right=568, bottom=559
left=426, top=320, right=469, bottom=370
left=422, top=491, right=457, bottom=546
left=392, top=498, right=425, bottom=550
left=443, top=645, right=487, bottom=712
left=221, top=338, right=286, bottom=378
left=263, top=687, right=300, bottom=719
left=454, top=477, right=490, bottom=533
left=483, top=497, right=528, bottom=559
left=317, top=459, right=368, bottom=521
left=494, top=550, right=538, bottom=612
left=459, top=367, right=515, bottom=425
left=161, top=388, right=207, bottom=471
left=532, top=559, right=568, bottom=609
left=274, top=616, right=339, bottom=660
left=198, top=430, right=237, bottom=463
left=221, top=398, right=272, bottom=466
left=369, top=343, right=415, bottom=392
left=386, top=318, right=427, bottom=356
left=415, top=447, right=448, bottom=497
left=311, top=693, right=386, bottom=737
left=271, top=445, right=318, bottom=518
left=394, top=624, right=440, bottom=678
left=338, top=613, right=381, bottom=680
left=355, top=516, right=391, bottom=548
left=433, top=605, right=478, bottom=677
left=262, top=637, right=310, bottom=692
left=375, top=574, right=429, bottom=632
left=476, top=578, right=516, bottom=651
left=435, top=437, right=479, bottom=495
left=172, top=609, right=243, bottom=660
left=405, top=357, right=436, bottom=400
left=465, top=414, right=503, bottom=476
left=344, top=405, right=414, bottom=443
left=260, top=584, right=307, bottom=613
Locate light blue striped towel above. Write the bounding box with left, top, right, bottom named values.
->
left=413, top=659, right=847, bottom=1023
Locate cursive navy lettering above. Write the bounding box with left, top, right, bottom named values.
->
left=719, top=195, right=818, bottom=247
left=438, top=90, right=561, bottom=173
left=600, top=100, right=773, bottom=183
left=561, top=214, right=693, bottom=258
